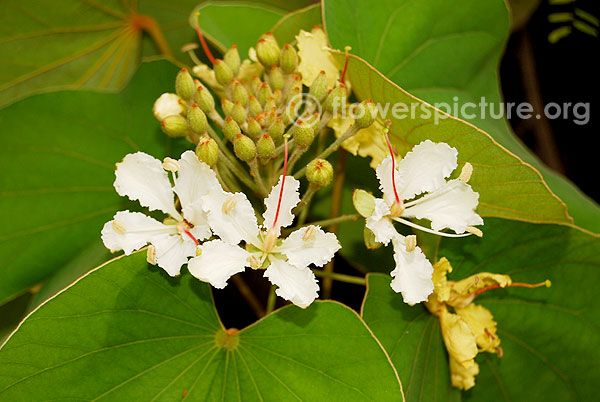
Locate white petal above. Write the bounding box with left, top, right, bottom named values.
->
left=114, top=152, right=181, bottom=219
left=390, top=236, right=434, bottom=305
left=396, top=140, right=458, bottom=200
left=276, top=226, right=341, bottom=268
left=375, top=156, right=402, bottom=206
left=366, top=201, right=397, bottom=246
left=203, top=189, right=260, bottom=245
left=101, top=210, right=175, bottom=254
left=403, top=180, right=483, bottom=234
left=150, top=232, right=197, bottom=277
left=263, top=175, right=300, bottom=235
left=153, top=93, right=185, bottom=121
left=188, top=240, right=250, bottom=288
left=264, top=258, right=319, bottom=308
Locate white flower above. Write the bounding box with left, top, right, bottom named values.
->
left=188, top=175, right=341, bottom=308
left=153, top=93, right=185, bottom=121
left=101, top=151, right=220, bottom=276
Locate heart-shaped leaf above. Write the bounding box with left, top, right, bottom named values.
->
left=0, top=252, right=404, bottom=401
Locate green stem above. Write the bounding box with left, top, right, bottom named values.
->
left=283, top=214, right=359, bottom=235
left=249, top=159, right=269, bottom=197
left=207, top=126, right=256, bottom=190
left=311, top=269, right=365, bottom=286
left=296, top=185, right=317, bottom=225
left=266, top=285, right=277, bottom=314
left=286, top=145, right=307, bottom=175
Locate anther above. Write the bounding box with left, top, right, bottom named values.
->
left=405, top=235, right=417, bottom=252
left=302, top=226, right=317, bottom=242
left=146, top=245, right=157, bottom=264
left=162, top=157, right=179, bottom=172
left=459, top=162, right=473, bottom=183
left=466, top=226, right=483, bottom=237
left=222, top=196, right=237, bottom=215
left=112, top=220, right=126, bottom=235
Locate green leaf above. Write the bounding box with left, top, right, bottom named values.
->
left=0, top=60, right=183, bottom=305
left=361, top=218, right=600, bottom=401
left=323, top=0, right=600, bottom=234
left=0, top=252, right=404, bottom=401
left=270, top=3, right=323, bottom=45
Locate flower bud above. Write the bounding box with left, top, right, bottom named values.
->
left=354, top=99, right=376, bottom=128
left=231, top=101, right=247, bottom=124
left=232, top=82, right=249, bottom=107
left=224, top=45, right=241, bottom=75
left=194, top=86, right=215, bottom=113
left=248, top=95, right=262, bottom=117
left=352, top=189, right=376, bottom=218
left=290, top=74, right=302, bottom=95
left=223, top=116, right=241, bottom=141
left=280, top=44, right=298, bottom=74
left=256, top=34, right=280, bottom=67
left=364, top=226, right=382, bottom=250
left=292, top=120, right=315, bottom=147
left=268, top=118, right=284, bottom=142
left=247, top=117, right=262, bottom=140
left=264, top=97, right=277, bottom=113
left=153, top=93, right=185, bottom=121
left=221, top=99, right=234, bottom=117
left=273, top=89, right=283, bottom=105
left=258, top=82, right=273, bottom=106
left=161, top=115, right=188, bottom=137
left=188, top=104, right=208, bottom=134
left=309, top=71, right=329, bottom=103
left=268, top=66, right=284, bottom=91
left=214, top=60, right=233, bottom=85
left=323, top=84, right=347, bottom=113
left=265, top=111, right=276, bottom=128
left=233, top=134, right=256, bottom=162
left=251, top=76, right=262, bottom=95
left=306, top=158, right=333, bottom=188
left=195, top=136, right=219, bottom=166
left=285, top=86, right=301, bottom=105
left=257, top=134, right=275, bottom=160
left=175, top=68, right=195, bottom=100
left=282, top=101, right=298, bottom=126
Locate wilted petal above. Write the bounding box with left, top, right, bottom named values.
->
left=396, top=140, right=458, bottom=200
left=114, top=152, right=181, bottom=219
left=203, top=189, right=260, bottom=245
left=153, top=93, right=184, bottom=121
left=264, top=258, right=319, bottom=308
left=188, top=240, right=250, bottom=288
left=101, top=210, right=175, bottom=255
left=296, top=28, right=339, bottom=88
left=150, top=232, right=197, bottom=277
left=456, top=304, right=500, bottom=353
left=276, top=225, right=340, bottom=269
left=263, top=175, right=300, bottom=235
left=439, top=309, right=479, bottom=363
left=390, top=236, right=434, bottom=305
left=375, top=156, right=402, bottom=206
left=365, top=198, right=397, bottom=245
left=403, top=179, right=483, bottom=234
left=449, top=357, right=479, bottom=391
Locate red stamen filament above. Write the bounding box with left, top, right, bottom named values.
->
left=183, top=228, right=200, bottom=246
left=193, top=17, right=216, bottom=64
left=340, top=46, right=351, bottom=83
left=272, top=136, right=289, bottom=229
left=384, top=131, right=401, bottom=204
left=473, top=280, right=550, bottom=298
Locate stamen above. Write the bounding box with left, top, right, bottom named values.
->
left=112, top=220, right=126, bottom=235
left=302, top=226, right=317, bottom=242
left=459, top=162, right=473, bottom=183
left=272, top=134, right=290, bottom=230
left=340, top=46, right=352, bottom=83
left=405, top=235, right=417, bottom=252
left=383, top=128, right=401, bottom=205
left=466, top=226, right=483, bottom=237
left=473, top=279, right=551, bottom=297
left=222, top=196, right=237, bottom=215
left=192, top=12, right=216, bottom=65
left=162, top=157, right=179, bottom=172
left=146, top=245, right=157, bottom=264
left=391, top=216, right=472, bottom=238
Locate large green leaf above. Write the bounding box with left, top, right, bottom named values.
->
left=270, top=3, right=322, bottom=45
left=323, top=0, right=600, bottom=234
left=0, top=252, right=404, bottom=401
left=361, top=218, right=600, bottom=401
left=0, top=60, right=183, bottom=305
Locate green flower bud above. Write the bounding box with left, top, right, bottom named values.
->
left=233, top=134, right=256, bottom=162
left=248, top=95, right=262, bottom=117
left=264, top=97, right=277, bottom=114
left=195, top=136, right=219, bottom=166
left=364, top=226, right=382, bottom=250
left=224, top=45, right=241, bottom=75
left=309, top=71, right=329, bottom=102
left=306, top=158, right=333, bottom=188
left=323, top=84, right=347, bottom=113
left=175, top=68, right=195, bottom=100
left=268, top=118, right=284, bottom=142
left=232, top=82, right=249, bottom=107
left=247, top=117, right=262, bottom=140
left=256, top=33, right=280, bottom=67
left=221, top=99, right=234, bottom=117
left=274, top=89, right=283, bottom=105
left=290, top=74, right=303, bottom=95
left=282, top=101, right=298, bottom=126
left=258, top=82, right=273, bottom=106
left=264, top=112, right=276, bottom=129
left=161, top=115, right=188, bottom=138
left=231, top=101, right=247, bottom=124
left=268, top=66, right=284, bottom=91
left=223, top=116, right=241, bottom=141
left=292, top=120, right=315, bottom=147
left=257, top=134, right=275, bottom=160
left=280, top=44, right=298, bottom=74
left=354, top=99, right=376, bottom=128
left=251, top=76, right=262, bottom=95
left=188, top=104, right=208, bottom=134
left=285, top=86, right=301, bottom=105
left=352, top=189, right=376, bottom=218
left=194, top=86, right=215, bottom=113
left=214, top=60, right=233, bottom=85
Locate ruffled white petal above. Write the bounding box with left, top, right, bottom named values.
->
left=114, top=152, right=181, bottom=219
left=203, top=189, right=260, bottom=245
left=276, top=225, right=340, bottom=269
left=101, top=210, right=175, bottom=254
left=150, top=232, right=197, bottom=277
left=403, top=179, right=483, bottom=234
left=375, top=156, right=403, bottom=206
left=188, top=240, right=250, bottom=288
left=263, top=175, right=300, bottom=235
left=365, top=198, right=397, bottom=245
left=153, top=93, right=184, bottom=121
left=390, top=236, right=434, bottom=305
left=396, top=140, right=458, bottom=200
left=264, top=258, right=319, bottom=308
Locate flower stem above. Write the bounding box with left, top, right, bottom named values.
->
left=249, top=159, right=269, bottom=197
left=231, top=276, right=265, bottom=318
left=206, top=126, right=256, bottom=190
left=296, top=185, right=317, bottom=225
left=311, top=269, right=365, bottom=286
left=284, top=214, right=359, bottom=235
left=266, top=285, right=277, bottom=314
